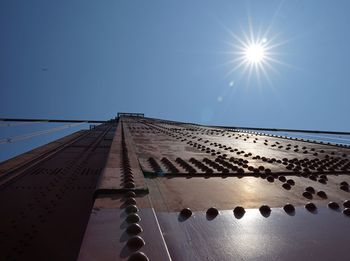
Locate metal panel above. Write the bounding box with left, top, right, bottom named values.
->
left=0, top=124, right=114, bottom=261
left=157, top=207, right=350, bottom=261
left=96, top=119, right=147, bottom=195
left=78, top=196, right=171, bottom=261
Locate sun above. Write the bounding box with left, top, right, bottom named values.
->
left=231, top=34, right=276, bottom=83
left=244, top=43, right=266, bottom=64
left=223, top=22, right=287, bottom=86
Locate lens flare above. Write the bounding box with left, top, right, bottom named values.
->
left=222, top=21, right=289, bottom=86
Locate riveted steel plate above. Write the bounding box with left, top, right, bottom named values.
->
left=78, top=195, right=171, bottom=261
left=156, top=207, right=350, bottom=261
left=123, top=118, right=350, bottom=177
left=2, top=115, right=350, bottom=261
left=0, top=125, right=114, bottom=261
left=96, top=120, right=147, bottom=194
left=146, top=175, right=350, bottom=211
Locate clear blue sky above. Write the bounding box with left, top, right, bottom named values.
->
left=1, top=0, right=350, bottom=161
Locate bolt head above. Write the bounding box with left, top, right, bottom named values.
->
left=233, top=206, right=245, bottom=218
left=343, top=208, right=350, bottom=216
left=206, top=207, right=219, bottom=217
left=126, top=213, right=141, bottom=224
left=259, top=205, right=271, bottom=215
left=343, top=200, right=350, bottom=208
left=283, top=203, right=295, bottom=213
left=127, top=236, right=145, bottom=250
left=126, top=223, right=143, bottom=235
left=328, top=202, right=339, bottom=210
left=305, top=202, right=316, bottom=212
left=303, top=191, right=313, bottom=199
left=125, top=205, right=139, bottom=214
left=317, top=191, right=327, bottom=199
left=180, top=208, right=192, bottom=218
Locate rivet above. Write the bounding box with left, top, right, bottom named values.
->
left=128, top=252, right=149, bottom=261
left=126, top=191, right=136, bottom=198
left=305, top=186, right=315, bottom=194
left=233, top=206, right=245, bottom=218
left=267, top=176, right=274, bottom=182
left=309, top=175, right=317, bottom=181
left=282, top=183, right=291, bottom=190
left=286, top=179, right=295, bottom=186
left=265, top=168, right=271, bottom=174
left=259, top=205, right=271, bottom=215
left=126, top=213, right=141, bottom=223
left=343, top=208, right=350, bottom=216
left=340, top=181, right=349, bottom=186
left=343, top=200, right=350, bottom=208
left=127, top=236, right=145, bottom=250
left=180, top=208, right=192, bottom=218
left=302, top=191, right=313, bottom=199
left=305, top=202, right=316, bottom=212
left=320, top=174, right=328, bottom=180
left=317, top=191, right=327, bottom=199
left=206, top=207, right=219, bottom=218
left=124, top=178, right=135, bottom=184
left=126, top=223, right=143, bottom=235
left=328, top=202, right=339, bottom=210
left=278, top=176, right=287, bottom=182
left=340, top=185, right=349, bottom=192
left=125, top=205, right=139, bottom=214
left=125, top=197, right=137, bottom=205
left=283, top=203, right=295, bottom=213
left=124, top=182, right=135, bottom=188
left=318, top=178, right=327, bottom=184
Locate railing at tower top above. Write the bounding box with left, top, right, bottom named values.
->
left=117, top=112, right=144, bottom=117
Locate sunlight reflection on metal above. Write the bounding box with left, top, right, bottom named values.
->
left=232, top=209, right=266, bottom=258
left=241, top=177, right=259, bottom=196
left=158, top=207, right=350, bottom=260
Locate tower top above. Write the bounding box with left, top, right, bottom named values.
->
left=117, top=112, right=144, bottom=118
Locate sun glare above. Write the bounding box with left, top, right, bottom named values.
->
left=244, top=43, right=266, bottom=64
left=223, top=21, right=288, bottom=86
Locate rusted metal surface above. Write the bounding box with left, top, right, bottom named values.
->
left=80, top=117, right=165, bottom=261
left=124, top=118, right=349, bottom=186
left=146, top=175, right=350, bottom=211
left=127, top=119, right=350, bottom=177
left=2, top=115, right=350, bottom=260
left=0, top=124, right=115, bottom=260
left=122, top=116, right=350, bottom=260
left=78, top=195, right=171, bottom=261
left=157, top=207, right=350, bottom=261
left=121, top=118, right=350, bottom=204
left=96, top=120, right=147, bottom=195
left=0, top=131, right=85, bottom=184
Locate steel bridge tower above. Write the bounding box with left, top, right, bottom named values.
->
left=1, top=113, right=350, bottom=260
